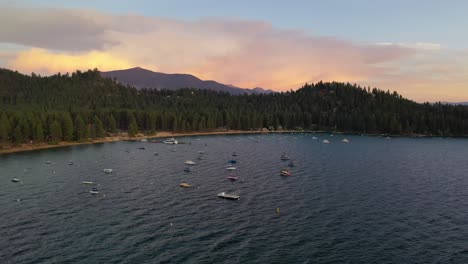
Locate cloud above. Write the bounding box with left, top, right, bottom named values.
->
left=1, top=6, right=466, bottom=101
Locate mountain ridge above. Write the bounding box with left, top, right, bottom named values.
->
left=100, top=67, right=274, bottom=94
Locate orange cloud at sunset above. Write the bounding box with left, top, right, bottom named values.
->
left=1, top=6, right=467, bottom=102
left=9, top=48, right=137, bottom=74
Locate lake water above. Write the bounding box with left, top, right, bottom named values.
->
left=1, top=134, right=467, bottom=263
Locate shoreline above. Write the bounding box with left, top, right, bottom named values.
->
left=0, top=130, right=282, bottom=155
left=0, top=129, right=456, bottom=155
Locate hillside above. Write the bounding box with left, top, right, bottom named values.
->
left=1, top=68, right=468, bottom=146
left=100, top=67, right=273, bottom=94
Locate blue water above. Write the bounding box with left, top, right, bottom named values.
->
left=1, top=134, right=467, bottom=263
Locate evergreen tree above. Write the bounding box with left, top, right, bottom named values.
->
left=93, top=116, right=106, bottom=138
left=128, top=116, right=138, bottom=137
left=0, top=113, right=11, bottom=142
left=108, top=114, right=117, bottom=133
left=74, top=115, right=87, bottom=141
left=50, top=120, right=62, bottom=144
left=62, top=113, right=74, bottom=141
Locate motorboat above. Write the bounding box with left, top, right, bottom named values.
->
left=197, top=151, right=205, bottom=154
left=232, top=152, right=238, bottom=157
left=180, top=183, right=192, bottom=188
left=280, top=153, right=290, bottom=160
left=103, top=168, right=113, bottom=173
left=185, top=160, right=196, bottom=165
left=228, top=159, right=237, bottom=164
left=163, top=138, right=178, bottom=144
left=89, top=188, right=99, bottom=194
left=11, top=178, right=20, bottom=183
left=138, top=147, right=146, bottom=150
left=218, top=192, right=239, bottom=200
left=227, top=176, right=239, bottom=181
left=140, top=138, right=148, bottom=142
left=68, top=160, right=74, bottom=165
left=342, top=138, right=350, bottom=143
left=322, top=139, right=330, bottom=144
left=226, top=166, right=237, bottom=170
left=311, top=136, right=318, bottom=140
left=82, top=181, right=95, bottom=185
left=45, top=161, right=52, bottom=164
left=280, top=170, right=292, bottom=177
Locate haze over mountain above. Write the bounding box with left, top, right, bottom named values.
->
left=101, top=67, right=274, bottom=95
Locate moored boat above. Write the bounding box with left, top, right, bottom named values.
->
left=180, top=183, right=192, bottom=188
left=89, top=188, right=99, bottom=194
left=103, top=168, right=113, bottom=173
left=218, top=192, right=239, bottom=200
left=322, top=139, right=330, bottom=144
left=342, top=138, right=350, bottom=143
left=227, top=176, right=239, bottom=181
left=185, top=160, right=196, bottom=165
left=163, top=138, right=178, bottom=144
left=228, top=159, right=237, bottom=164
left=280, top=153, right=290, bottom=160
left=82, top=181, right=95, bottom=185
left=226, top=166, right=237, bottom=170
left=280, top=170, right=292, bottom=177
left=11, top=178, right=20, bottom=183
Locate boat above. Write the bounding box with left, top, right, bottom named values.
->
left=226, top=166, right=237, bottom=170
left=288, top=161, right=295, bottom=167
left=232, top=152, right=238, bottom=157
left=322, top=139, right=330, bottom=144
left=311, top=136, right=318, bottom=140
left=227, top=176, right=239, bottom=181
left=11, top=178, right=20, bottom=183
left=180, top=183, right=192, bottom=188
left=185, top=160, right=196, bottom=165
left=342, top=138, right=350, bottom=143
left=218, top=192, right=240, bottom=200
left=45, top=161, right=52, bottom=164
left=197, top=156, right=204, bottom=160
left=184, top=167, right=191, bottom=173
left=68, top=160, right=74, bottom=165
left=138, top=147, right=146, bottom=150
left=82, top=181, right=95, bottom=185
left=154, top=152, right=159, bottom=156
left=280, top=170, right=292, bottom=177
left=280, top=153, right=290, bottom=160
left=89, top=188, right=99, bottom=194
left=385, top=136, right=391, bottom=140
left=140, top=138, right=148, bottom=142
left=103, top=168, right=113, bottom=173
left=197, top=150, right=205, bottom=154
left=228, top=159, right=237, bottom=164
left=163, top=138, right=178, bottom=144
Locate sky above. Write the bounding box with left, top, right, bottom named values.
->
left=1, top=0, right=467, bottom=102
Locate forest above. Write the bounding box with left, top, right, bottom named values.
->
left=1, top=68, right=468, bottom=145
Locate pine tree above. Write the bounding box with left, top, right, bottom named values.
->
left=74, top=115, right=87, bottom=141
left=62, top=113, right=74, bottom=141
left=0, top=113, right=11, bottom=142
left=108, top=114, right=117, bottom=133
left=93, top=116, right=106, bottom=138
left=50, top=120, right=62, bottom=144
left=128, top=115, right=138, bottom=137
left=33, top=122, right=44, bottom=142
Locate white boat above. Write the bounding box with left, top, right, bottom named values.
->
left=82, top=181, right=95, bottom=185
left=342, top=138, right=350, bottom=143
left=185, top=160, right=196, bottom=165
left=226, top=166, right=237, bottom=170
left=103, top=168, right=113, bottom=173
left=322, top=139, right=330, bottom=144
left=311, top=136, right=318, bottom=140
left=163, top=138, right=178, bottom=144
left=89, top=188, right=99, bottom=194
left=197, top=150, right=205, bottom=154
left=11, top=178, right=21, bottom=183
left=140, top=138, right=148, bottom=142
left=218, top=192, right=239, bottom=200
left=385, top=136, right=391, bottom=140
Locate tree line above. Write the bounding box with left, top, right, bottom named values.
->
left=1, top=68, right=468, bottom=145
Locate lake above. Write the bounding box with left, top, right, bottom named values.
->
left=1, top=134, right=467, bottom=263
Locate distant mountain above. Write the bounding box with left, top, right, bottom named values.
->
left=100, top=67, right=274, bottom=94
